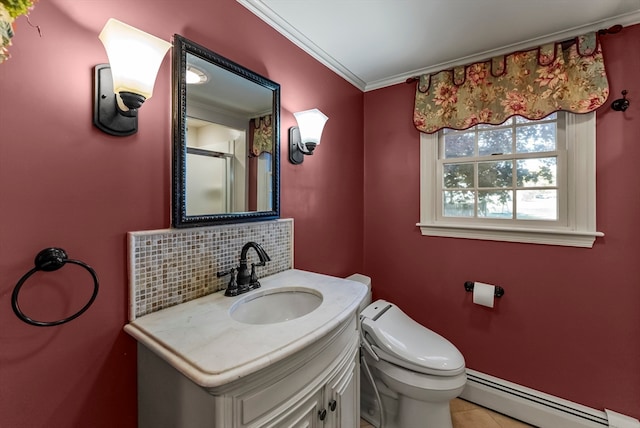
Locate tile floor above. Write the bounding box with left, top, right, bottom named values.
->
left=360, top=398, right=535, bottom=428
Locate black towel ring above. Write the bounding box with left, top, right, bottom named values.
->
left=11, top=248, right=99, bottom=327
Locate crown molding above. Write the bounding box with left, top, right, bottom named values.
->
left=239, top=1, right=640, bottom=93
left=367, top=9, right=640, bottom=91
left=238, top=0, right=367, bottom=91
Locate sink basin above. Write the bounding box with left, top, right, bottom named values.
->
left=230, top=287, right=322, bottom=324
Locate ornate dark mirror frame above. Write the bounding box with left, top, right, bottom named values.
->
left=171, top=34, right=281, bottom=228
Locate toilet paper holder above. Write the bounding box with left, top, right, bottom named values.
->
left=464, top=281, right=504, bottom=297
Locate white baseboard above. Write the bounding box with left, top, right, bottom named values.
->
left=461, top=369, right=640, bottom=428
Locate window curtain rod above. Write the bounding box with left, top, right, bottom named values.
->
left=405, top=24, right=623, bottom=85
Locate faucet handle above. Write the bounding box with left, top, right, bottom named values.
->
left=248, top=263, right=261, bottom=290
left=218, top=268, right=239, bottom=296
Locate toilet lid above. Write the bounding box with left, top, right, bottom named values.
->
left=361, top=300, right=465, bottom=376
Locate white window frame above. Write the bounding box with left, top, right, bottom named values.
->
left=417, top=112, right=603, bottom=248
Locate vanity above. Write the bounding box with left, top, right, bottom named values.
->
left=124, top=269, right=367, bottom=427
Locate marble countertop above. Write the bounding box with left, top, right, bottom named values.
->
left=124, top=269, right=367, bottom=388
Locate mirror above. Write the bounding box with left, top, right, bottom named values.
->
left=172, top=34, right=280, bottom=227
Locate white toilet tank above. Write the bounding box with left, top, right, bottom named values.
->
left=346, top=273, right=372, bottom=312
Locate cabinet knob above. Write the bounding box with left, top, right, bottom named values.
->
left=318, top=409, right=327, bottom=421
left=329, top=399, right=337, bottom=411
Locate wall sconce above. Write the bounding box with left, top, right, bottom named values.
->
left=288, top=109, right=329, bottom=164
left=93, top=19, right=172, bottom=136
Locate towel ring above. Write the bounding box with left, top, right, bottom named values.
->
left=11, top=248, right=99, bottom=327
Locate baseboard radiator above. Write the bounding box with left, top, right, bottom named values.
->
left=461, top=369, right=640, bottom=428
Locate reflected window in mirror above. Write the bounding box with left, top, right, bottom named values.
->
left=172, top=35, right=280, bottom=227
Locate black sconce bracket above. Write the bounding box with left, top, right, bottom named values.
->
left=93, top=64, right=139, bottom=136
left=288, top=126, right=318, bottom=165
left=289, top=127, right=305, bottom=164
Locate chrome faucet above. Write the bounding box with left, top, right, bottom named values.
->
left=217, top=241, right=271, bottom=296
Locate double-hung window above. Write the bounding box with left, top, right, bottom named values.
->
left=418, top=112, right=603, bottom=247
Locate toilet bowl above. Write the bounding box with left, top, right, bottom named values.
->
left=346, top=274, right=466, bottom=428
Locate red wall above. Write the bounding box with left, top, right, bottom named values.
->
left=363, top=25, right=640, bottom=418
left=0, top=1, right=363, bottom=427
left=3, top=0, right=637, bottom=425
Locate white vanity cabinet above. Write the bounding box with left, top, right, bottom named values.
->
left=127, top=269, right=367, bottom=428
left=136, top=312, right=360, bottom=428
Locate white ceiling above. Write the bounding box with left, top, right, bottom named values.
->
left=239, top=0, right=640, bottom=91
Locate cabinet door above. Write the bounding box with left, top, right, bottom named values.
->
left=325, top=357, right=359, bottom=427
left=261, top=390, right=323, bottom=428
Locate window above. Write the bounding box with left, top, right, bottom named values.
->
left=418, top=112, right=603, bottom=247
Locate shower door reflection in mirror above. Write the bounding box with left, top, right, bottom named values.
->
left=185, top=118, right=273, bottom=215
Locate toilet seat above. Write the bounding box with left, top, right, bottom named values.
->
left=370, top=357, right=467, bottom=398
left=361, top=300, right=465, bottom=377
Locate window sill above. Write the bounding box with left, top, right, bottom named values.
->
left=417, top=222, right=604, bottom=248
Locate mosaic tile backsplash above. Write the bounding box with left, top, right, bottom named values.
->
left=128, top=219, right=293, bottom=321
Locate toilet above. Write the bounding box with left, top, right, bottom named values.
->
left=347, top=274, right=466, bottom=428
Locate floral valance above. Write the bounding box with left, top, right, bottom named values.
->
left=250, top=115, right=273, bottom=156
left=413, top=32, right=609, bottom=134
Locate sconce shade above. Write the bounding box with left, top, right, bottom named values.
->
left=293, top=109, right=328, bottom=146
left=94, top=19, right=171, bottom=136
left=98, top=18, right=171, bottom=101
left=288, top=108, right=328, bottom=164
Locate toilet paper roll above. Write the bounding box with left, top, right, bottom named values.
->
left=473, top=282, right=495, bottom=308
